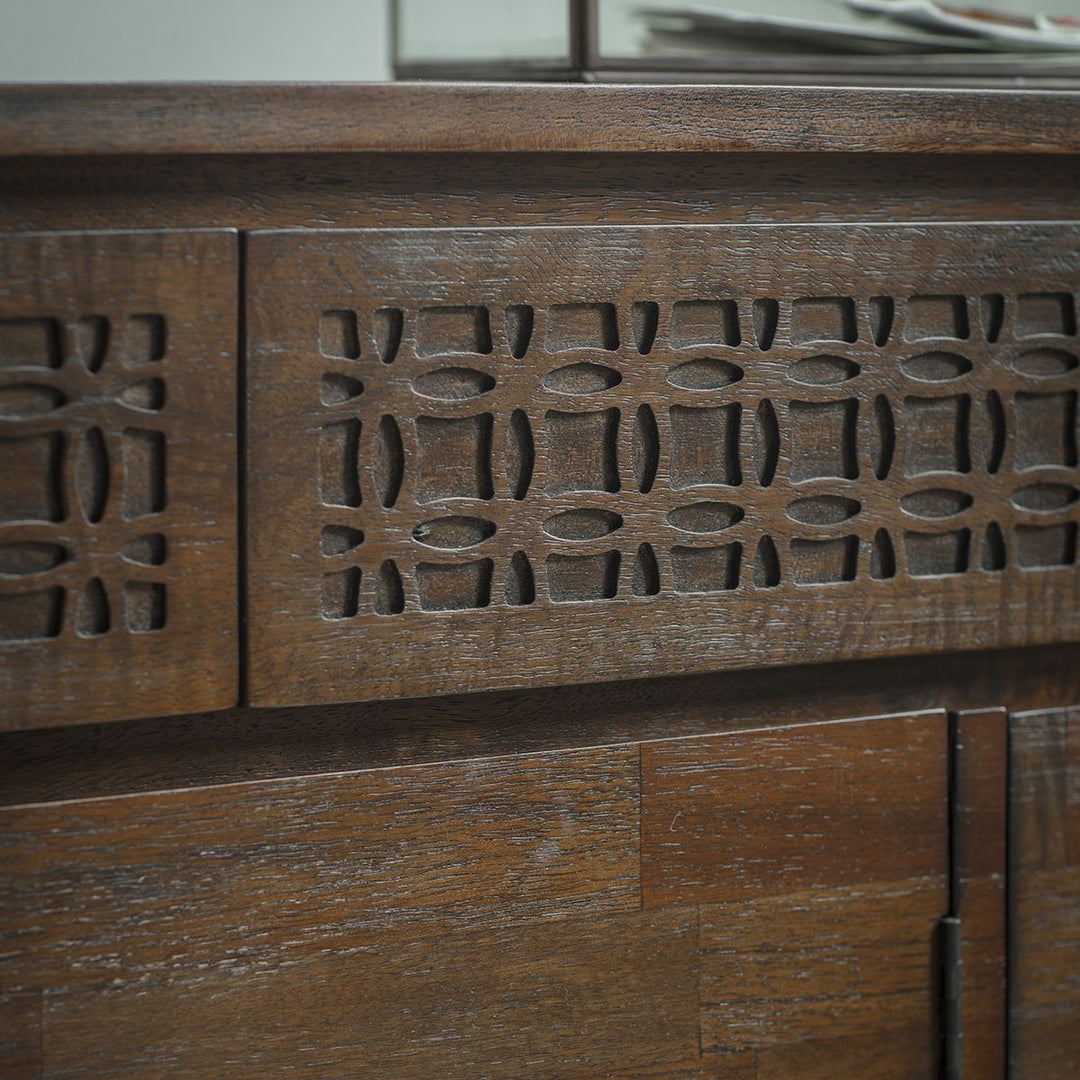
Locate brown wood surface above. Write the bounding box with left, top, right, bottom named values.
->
left=0, top=230, right=238, bottom=729
left=642, top=712, right=948, bottom=1076
left=0, top=642, right=1075, bottom=806
left=247, top=222, right=1080, bottom=708
left=954, top=709, right=1008, bottom=1080
left=641, top=713, right=946, bottom=906
left=2, top=153, right=1079, bottom=237
left=1009, top=705, right=1080, bottom=1078
left=0, top=711, right=949, bottom=1078
left=2, top=84, right=1080, bottom=157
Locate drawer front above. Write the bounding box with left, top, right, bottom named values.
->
left=247, top=223, right=1080, bottom=707
left=0, top=230, right=238, bottom=728
left=0, top=712, right=948, bottom=1078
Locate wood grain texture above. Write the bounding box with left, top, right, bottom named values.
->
left=0, top=230, right=238, bottom=730
left=0, top=993, right=40, bottom=1080
left=642, top=713, right=947, bottom=1076
left=0, top=745, right=638, bottom=995
left=2, top=84, right=1080, bottom=156
left=954, top=709, right=1008, bottom=1080
left=0, top=714, right=952, bottom=1076
left=1009, top=705, right=1080, bottom=1078
left=3, top=153, right=1080, bottom=235
left=248, top=222, right=1080, bottom=707
left=641, top=713, right=947, bottom=906
left=3, top=643, right=1077, bottom=805
left=42, top=909, right=703, bottom=1080
left=700, top=881, right=943, bottom=1076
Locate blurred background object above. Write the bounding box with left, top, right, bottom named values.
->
left=0, top=0, right=390, bottom=81
left=1, top=0, right=1078, bottom=85
left=395, top=0, right=1080, bottom=86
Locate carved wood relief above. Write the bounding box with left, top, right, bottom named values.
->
left=0, top=231, right=238, bottom=729
left=247, top=224, right=1080, bottom=706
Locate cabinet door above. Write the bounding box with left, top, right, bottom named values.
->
left=1010, top=705, right=1080, bottom=1077
left=0, top=230, right=238, bottom=729
left=246, top=223, right=1080, bottom=708
left=0, top=710, right=948, bottom=1078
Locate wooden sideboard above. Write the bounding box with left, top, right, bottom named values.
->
left=0, top=84, right=1078, bottom=1078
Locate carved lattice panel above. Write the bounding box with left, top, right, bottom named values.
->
left=247, top=225, right=1080, bottom=706
left=0, top=231, right=238, bottom=728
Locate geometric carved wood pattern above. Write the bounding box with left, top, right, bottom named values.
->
left=247, top=224, right=1080, bottom=707
left=0, top=231, right=238, bottom=729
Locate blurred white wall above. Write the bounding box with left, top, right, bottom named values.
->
left=0, top=0, right=390, bottom=81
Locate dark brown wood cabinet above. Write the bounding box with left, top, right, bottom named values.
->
left=0, top=83, right=1078, bottom=1078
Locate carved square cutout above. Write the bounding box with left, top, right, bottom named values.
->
left=903, top=396, right=971, bottom=477
left=905, top=296, right=969, bottom=341
left=790, top=297, right=857, bottom=345
left=670, top=300, right=741, bottom=348
left=417, top=306, right=492, bottom=357
left=670, top=405, right=741, bottom=488
left=416, top=559, right=493, bottom=611
left=905, top=529, right=971, bottom=576
left=0, top=317, right=61, bottom=370
left=319, top=310, right=361, bottom=360
left=1014, top=391, right=1078, bottom=470
left=546, top=303, right=618, bottom=352
left=671, top=544, right=741, bottom=592
left=545, top=408, right=620, bottom=494
left=0, top=432, right=63, bottom=524
left=790, top=537, right=858, bottom=584
left=1015, top=524, right=1077, bottom=568
left=416, top=414, right=494, bottom=502
left=1016, top=293, right=1076, bottom=338
left=547, top=551, right=620, bottom=602
left=788, top=400, right=858, bottom=482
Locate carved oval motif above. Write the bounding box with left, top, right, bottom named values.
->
left=984, top=390, right=1006, bottom=474
left=785, top=495, right=860, bottom=526
left=76, top=426, right=108, bottom=524
left=788, top=356, right=860, bottom=385
left=412, top=515, right=496, bottom=550
left=632, top=403, right=659, bottom=494
left=0, top=541, right=66, bottom=576
left=121, top=533, right=167, bottom=565
left=666, top=502, right=743, bottom=534
left=320, top=525, right=364, bottom=556
left=373, top=415, right=403, bottom=508
left=900, top=488, right=973, bottom=519
left=542, top=508, right=623, bottom=542
left=666, top=358, right=743, bottom=391
left=1011, top=348, right=1078, bottom=378
left=900, top=352, right=972, bottom=381
left=542, top=362, right=622, bottom=395
left=374, top=560, right=405, bottom=615
left=1011, top=483, right=1079, bottom=513
left=121, top=378, right=166, bottom=411
left=871, top=394, right=895, bottom=481
left=413, top=367, right=495, bottom=401
left=0, top=384, right=66, bottom=417
left=755, top=399, right=779, bottom=487
left=319, top=373, right=363, bottom=405
left=506, top=409, right=534, bottom=501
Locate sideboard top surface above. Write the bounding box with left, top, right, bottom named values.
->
left=1, top=82, right=1080, bottom=158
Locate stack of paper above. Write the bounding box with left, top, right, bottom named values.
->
left=639, top=1, right=1080, bottom=57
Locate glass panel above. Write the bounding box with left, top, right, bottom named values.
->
left=396, top=0, right=571, bottom=65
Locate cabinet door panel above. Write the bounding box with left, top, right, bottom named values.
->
left=0, top=230, right=238, bottom=729
left=643, top=712, right=949, bottom=1079
left=0, top=712, right=948, bottom=1078
left=247, top=223, right=1080, bottom=707
left=1010, top=705, right=1080, bottom=1078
